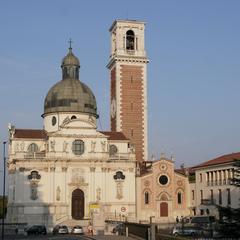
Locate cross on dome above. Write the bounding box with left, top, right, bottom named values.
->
left=68, top=38, right=73, bottom=50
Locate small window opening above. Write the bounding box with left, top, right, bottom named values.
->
left=177, top=192, right=182, bottom=204
left=126, top=30, right=135, bottom=50
left=144, top=191, right=149, bottom=204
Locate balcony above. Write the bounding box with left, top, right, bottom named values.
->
left=17, top=151, right=134, bottom=162
left=24, top=152, right=46, bottom=159
left=109, top=152, right=133, bottom=161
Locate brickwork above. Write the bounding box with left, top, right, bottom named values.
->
left=139, top=159, right=190, bottom=221
left=120, top=65, right=144, bottom=162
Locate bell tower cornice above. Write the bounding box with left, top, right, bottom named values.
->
left=107, top=56, right=149, bottom=69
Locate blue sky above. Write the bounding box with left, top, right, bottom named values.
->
left=0, top=0, right=240, bottom=172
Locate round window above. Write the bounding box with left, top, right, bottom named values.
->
left=52, top=116, right=57, bottom=126
left=72, top=140, right=84, bottom=155
left=109, top=145, right=118, bottom=156
left=159, top=175, right=168, bottom=185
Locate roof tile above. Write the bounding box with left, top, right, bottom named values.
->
left=100, top=131, right=128, bottom=140
left=14, top=129, right=47, bottom=139
left=192, top=152, right=240, bottom=169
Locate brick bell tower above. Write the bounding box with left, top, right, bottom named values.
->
left=107, top=20, right=149, bottom=162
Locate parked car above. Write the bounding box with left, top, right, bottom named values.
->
left=112, top=223, right=125, bottom=235
left=172, top=226, right=201, bottom=237
left=71, top=225, right=84, bottom=234
left=25, top=225, right=47, bottom=235
left=190, top=215, right=216, bottom=226
left=52, top=225, right=68, bottom=234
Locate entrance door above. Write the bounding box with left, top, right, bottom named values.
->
left=160, top=202, right=168, bottom=217
left=72, top=189, right=84, bottom=220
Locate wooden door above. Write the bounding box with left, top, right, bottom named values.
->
left=72, top=189, right=84, bottom=219
left=160, top=202, right=168, bottom=217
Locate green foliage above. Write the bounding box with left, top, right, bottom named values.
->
left=0, top=196, right=7, bottom=219
left=188, top=173, right=195, bottom=183
left=216, top=205, right=240, bottom=238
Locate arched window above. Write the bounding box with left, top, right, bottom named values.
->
left=28, top=143, right=39, bottom=153
left=126, top=30, right=135, bottom=50
left=177, top=192, right=182, bottom=204
left=72, top=140, right=84, bottom=155
left=71, top=115, right=77, bottom=120
left=144, top=191, right=149, bottom=204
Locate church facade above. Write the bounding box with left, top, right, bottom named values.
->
left=136, top=157, right=190, bottom=223
left=6, top=30, right=137, bottom=227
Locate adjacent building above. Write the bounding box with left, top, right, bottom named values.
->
left=136, top=156, right=190, bottom=223
left=190, top=152, right=240, bottom=217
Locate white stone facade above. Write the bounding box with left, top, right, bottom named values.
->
left=190, top=154, right=240, bottom=217
left=7, top=113, right=136, bottom=227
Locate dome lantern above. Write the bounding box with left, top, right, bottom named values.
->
left=61, top=39, right=80, bottom=80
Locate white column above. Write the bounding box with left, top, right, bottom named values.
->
left=216, top=171, right=219, bottom=185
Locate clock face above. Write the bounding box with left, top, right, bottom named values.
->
left=111, top=98, right=116, bottom=119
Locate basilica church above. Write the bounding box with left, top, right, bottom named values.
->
left=6, top=20, right=192, bottom=229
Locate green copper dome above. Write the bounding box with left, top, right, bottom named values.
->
left=43, top=47, right=97, bottom=117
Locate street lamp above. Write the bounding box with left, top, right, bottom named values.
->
left=2, top=141, right=7, bottom=240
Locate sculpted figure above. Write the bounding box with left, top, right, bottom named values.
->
left=63, top=141, right=68, bottom=152
left=62, top=116, right=71, bottom=126
left=101, top=141, right=106, bottom=152
left=50, top=140, right=55, bottom=152
left=96, top=187, right=101, bottom=201
left=91, top=141, right=96, bottom=152
left=20, top=141, right=25, bottom=151
left=116, top=182, right=123, bottom=199
left=15, top=142, right=19, bottom=152
left=30, top=183, right=38, bottom=200
left=56, top=186, right=61, bottom=201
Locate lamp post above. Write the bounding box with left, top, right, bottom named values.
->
left=149, top=216, right=155, bottom=240
left=2, top=141, right=7, bottom=240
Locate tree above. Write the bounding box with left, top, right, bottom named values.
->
left=0, top=196, right=7, bottom=219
